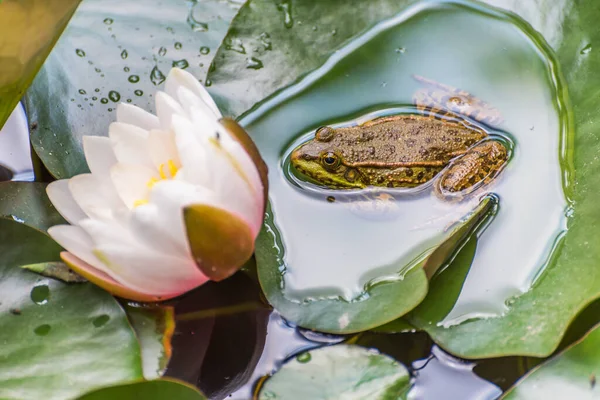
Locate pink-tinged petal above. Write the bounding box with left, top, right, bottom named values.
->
left=46, top=180, right=86, bottom=225
left=184, top=203, right=255, bottom=281
left=82, top=136, right=118, bottom=177
left=109, top=122, right=154, bottom=168
left=61, top=252, right=173, bottom=302
left=116, top=103, right=160, bottom=131
left=93, top=242, right=208, bottom=296
left=48, top=225, right=110, bottom=275
left=219, top=118, right=269, bottom=216
left=165, top=68, right=221, bottom=118
left=110, top=163, right=158, bottom=209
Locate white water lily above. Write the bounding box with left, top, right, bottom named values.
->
left=46, top=68, right=267, bottom=302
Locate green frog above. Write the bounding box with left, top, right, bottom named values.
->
left=290, top=114, right=508, bottom=198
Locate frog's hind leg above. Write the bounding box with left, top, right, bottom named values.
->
left=435, top=140, right=508, bottom=200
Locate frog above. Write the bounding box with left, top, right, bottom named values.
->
left=290, top=114, right=508, bottom=199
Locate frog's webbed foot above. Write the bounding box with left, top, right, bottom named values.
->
left=435, top=140, right=508, bottom=200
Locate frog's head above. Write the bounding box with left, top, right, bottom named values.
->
left=290, top=126, right=365, bottom=189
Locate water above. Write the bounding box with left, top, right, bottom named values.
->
left=150, top=66, right=167, bottom=85
left=241, top=0, right=570, bottom=325
left=30, top=284, right=50, bottom=305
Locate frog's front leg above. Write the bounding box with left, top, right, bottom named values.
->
left=435, top=140, right=508, bottom=199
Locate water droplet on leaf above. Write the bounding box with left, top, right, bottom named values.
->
left=246, top=57, right=264, bottom=70
left=581, top=44, right=592, bottom=55
left=103, top=17, right=113, bottom=25
left=296, top=351, right=312, bottom=363
left=225, top=38, right=246, bottom=54
left=128, top=75, right=140, bottom=83
left=30, top=285, right=50, bottom=305
left=108, top=91, right=121, bottom=102
left=174, top=42, right=182, bottom=50
left=277, top=0, right=293, bottom=28
left=200, top=46, right=210, bottom=55
left=172, top=59, right=189, bottom=69
left=121, top=49, right=128, bottom=59
left=395, top=47, right=406, bottom=54
left=151, top=66, right=166, bottom=85
left=259, top=32, right=272, bottom=50
left=187, top=8, right=209, bottom=32
left=101, top=98, right=108, bottom=104
left=75, top=49, right=85, bottom=57
left=134, top=90, right=144, bottom=96
left=158, top=46, right=167, bottom=56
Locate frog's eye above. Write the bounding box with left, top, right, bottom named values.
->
left=321, top=152, right=340, bottom=169
left=316, top=126, right=334, bottom=142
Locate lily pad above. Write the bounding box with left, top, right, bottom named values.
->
left=76, top=379, right=207, bottom=400
left=502, top=323, right=600, bottom=399
left=0, top=0, right=80, bottom=129
left=206, top=0, right=600, bottom=359
left=125, top=305, right=175, bottom=380
left=0, top=218, right=143, bottom=399
left=24, top=0, right=241, bottom=179
left=257, top=344, right=411, bottom=400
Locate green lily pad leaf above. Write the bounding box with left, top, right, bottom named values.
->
left=258, top=344, right=411, bottom=400
left=502, top=323, right=600, bottom=399
left=0, top=0, right=80, bottom=129
left=207, top=0, right=600, bottom=359
left=0, top=219, right=143, bottom=399
left=256, top=203, right=428, bottom=334
left=76, top=379, right=207, bottom=400
left=24, top=0, right=241, bottom=179
left=0, top=181, right=66, bottom=233
left=125, top=305, right=175, bottom=380
left=20, top=261, right=87, bottom=283
left=184, top=204, right=255, bottom=281
left=208, top=0, right=416, bottom=117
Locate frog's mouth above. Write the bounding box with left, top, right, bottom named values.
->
left=290, top=150, right=365, bottom=189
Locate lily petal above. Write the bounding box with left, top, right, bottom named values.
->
left=165, top=68, right=221, bottom=118
left=61, top=252, right=170, bottom=302
left=110, top=163, right=158, bottom=209
left=109, top=122, right=154, bottom=168
left=83, top=136, right=118, bottom=177
left=116, top=103, right=160, bottom=131
left=69, top=173, right=126, bottom=220
left=46, top=180, right=86, bottom=225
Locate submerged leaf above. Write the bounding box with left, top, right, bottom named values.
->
left=125, top=305, right=175, bottom=380
left=257, top=345, right=411, bottom=400
left=75, top=379, right=207, bottom=400
left=502, top=323, right=600, bottom=399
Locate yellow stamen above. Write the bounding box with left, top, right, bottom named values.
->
left=146, top=177, right=159, bottom=189
left=158, top=163, right=167, bottom=180
left=168, top=159, right=178, bottom=177
left=133, top=199, right=148, bottom=207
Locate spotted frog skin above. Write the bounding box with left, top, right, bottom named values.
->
left=290, top=76, right=508, bottom=198
left=290, top=114, right=507, bottom=198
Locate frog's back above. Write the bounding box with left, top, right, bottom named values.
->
left=332, top=115, right=487, bottom=166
